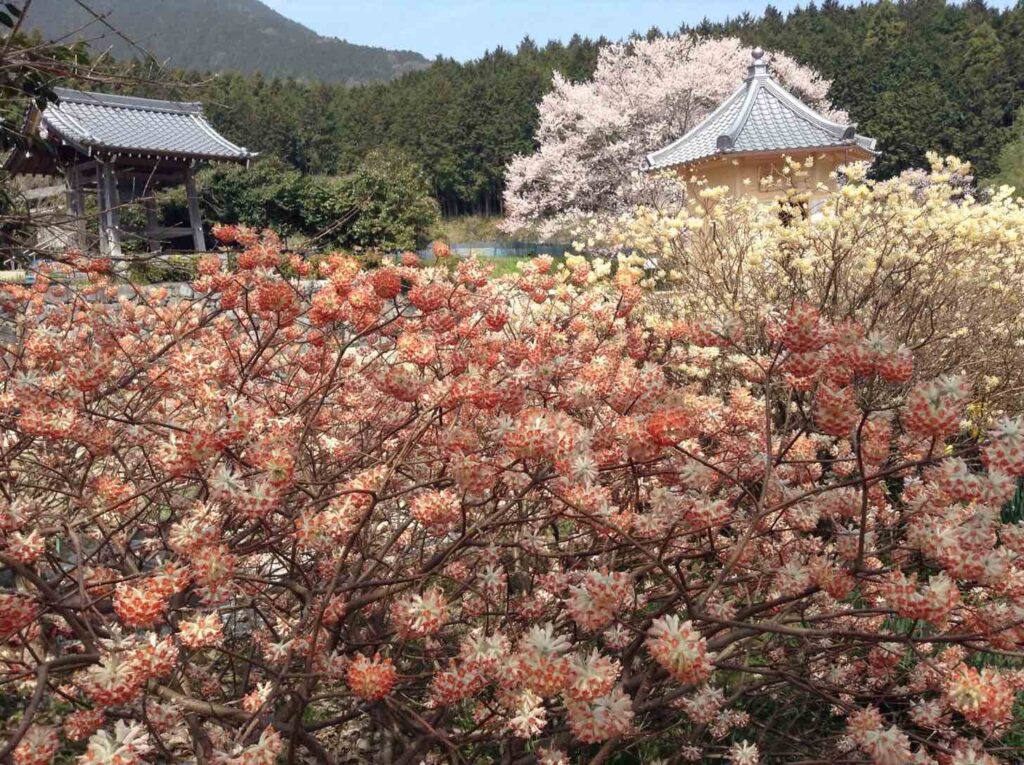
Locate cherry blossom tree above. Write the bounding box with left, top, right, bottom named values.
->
left=503, top=36, right=841, bottom=235
left=0, top=225, right=1022, bottom=764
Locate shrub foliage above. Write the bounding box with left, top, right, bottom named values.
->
left=0, top=223, right=1022, bottom=764
left=196, top=150, right=439, bottom=252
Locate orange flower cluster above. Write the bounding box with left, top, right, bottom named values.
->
left=346, top=654, right=398, bottom=701
left=646, top=615, right=713, bottom=685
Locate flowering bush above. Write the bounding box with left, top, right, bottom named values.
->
left=585, top=155, right=1024, bottom=413
left=0, top=229, right=1023, bottom=763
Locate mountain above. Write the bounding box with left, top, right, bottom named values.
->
left=20, top=0, right=430, bottom=84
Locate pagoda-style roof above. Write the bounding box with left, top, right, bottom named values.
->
left=647, top=48, right=876, bottom=171
left=8, top=88, right=254, bottom=175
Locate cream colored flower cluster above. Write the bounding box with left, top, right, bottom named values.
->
left=585, top=155, right=1024, bottom=411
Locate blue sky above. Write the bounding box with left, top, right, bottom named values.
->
left=259, top=1, right=836, bottom=61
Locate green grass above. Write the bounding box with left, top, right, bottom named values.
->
left=477, top=255, right=529, bottom=277
left=436, top=214, right=552, bottom=243
left=437, top=215, right=508, bottom=243
left=473, top=254, right=568, bottom=278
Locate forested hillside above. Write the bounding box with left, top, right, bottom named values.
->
left=179, top=37, right=604, bottom=217
left=23, top=0, right=428, bottom=84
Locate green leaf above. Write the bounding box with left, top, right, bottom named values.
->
left=1001, top=478, right=1024, bottom=524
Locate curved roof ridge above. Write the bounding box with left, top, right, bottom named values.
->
left=646, top=85, right=747, bottom=168
left=189, top=113, right=250, bottom=156
left=758, top=76, right=852, bottom=141
left=43, top=107, right=97, bottom=148
left=717, top=78, right=762, bottom=151
left=53, top=87, right=205, bottom=116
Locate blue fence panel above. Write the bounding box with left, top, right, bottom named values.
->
left=415, top=242, right=571, bottom=260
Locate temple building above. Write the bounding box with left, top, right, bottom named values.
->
left=647, top=48, right=876, bottom=205
left=6, top=88, right=254, bottom=258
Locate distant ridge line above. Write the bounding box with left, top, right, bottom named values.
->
left=22, top=0, right=430, bottom=85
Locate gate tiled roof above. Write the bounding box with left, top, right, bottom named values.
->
left=39, top=87, right=253, bottom=162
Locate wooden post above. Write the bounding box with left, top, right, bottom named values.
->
left=143, top=197, right=160, bottom=253
left=99, top=161, right=123, bottom=260
left=97, top=164, right=109, bottom=256
left=184, top=166, right=206, bottom=252
left=64, top=166, right=87, bottom=250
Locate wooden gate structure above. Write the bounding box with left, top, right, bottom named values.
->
left=5, top=87, right=254, bottom=258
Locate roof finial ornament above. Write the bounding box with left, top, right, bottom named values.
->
left=748, top=46, right=768, bottom=78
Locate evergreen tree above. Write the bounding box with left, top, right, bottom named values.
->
left=991, top=106, right=1024, bottom=194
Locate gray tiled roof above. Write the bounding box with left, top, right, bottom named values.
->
left=40, top=88, right=253, bottom=162
left=647, top=50, right=876, bottom=171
